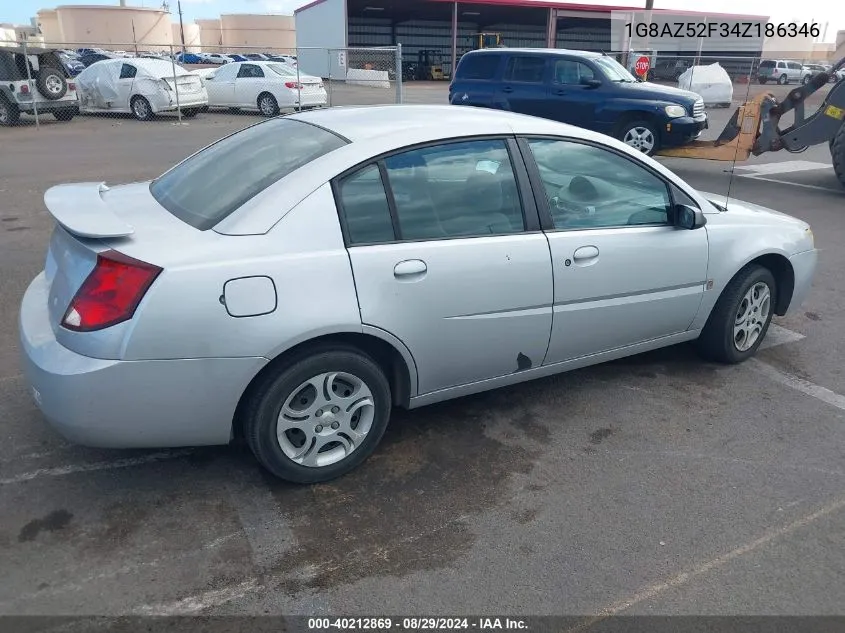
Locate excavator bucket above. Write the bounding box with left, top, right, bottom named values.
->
left=655, top=93, right=769, bottom=161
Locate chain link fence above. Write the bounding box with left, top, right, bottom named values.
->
left=1, top=40, right=404, bottom=128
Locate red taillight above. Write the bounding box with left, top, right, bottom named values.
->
left=284, top=81, right=303, bottom=89
left=62, top=250, right=162, bottom=332
left=19, top=84, right=29, bottom=94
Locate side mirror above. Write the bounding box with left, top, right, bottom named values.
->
left=583, top=78, right=602, bottom=88
left=675, top=204, right=707, bottom=229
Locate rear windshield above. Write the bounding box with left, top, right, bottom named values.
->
left=456, top=53, right=501, bottom=80
left=759, top=60, right=776, bottom=68
left=150, top=118, right=348, bottom=230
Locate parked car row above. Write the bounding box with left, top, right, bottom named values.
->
left=0, top=49, right=325, bottom=126
left=175, top=51, right=298, bottom=66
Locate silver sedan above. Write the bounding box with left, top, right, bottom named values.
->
left=19, top=105, right=818, bottom=483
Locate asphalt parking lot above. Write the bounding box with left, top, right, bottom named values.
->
left=1, top=80, right=845, bottom=620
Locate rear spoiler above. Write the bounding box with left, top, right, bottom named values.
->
left=44, top=182, right=135, bottom=238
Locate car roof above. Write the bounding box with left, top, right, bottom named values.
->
left=288, top=104, right=591, bottom=143
left=466, top=47, right=602, bottom=59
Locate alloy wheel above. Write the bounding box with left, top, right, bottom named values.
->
left=276, top=371, right=376, bottom=468
left=733, top=281, right=771, bottom=352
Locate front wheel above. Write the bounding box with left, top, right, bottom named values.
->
left=696, top=265, right=777, bottom=364
left=802, top=75, right=811, bottom=85
left=244, top=348, right=392, bottom=483
left=619, top=120, right=659, bottom=156
left=832, top=122, right=845, bottom=188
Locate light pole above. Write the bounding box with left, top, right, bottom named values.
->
left=177, top=0, right=186, bottom=55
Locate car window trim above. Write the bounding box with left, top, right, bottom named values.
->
left=516, top=134, right=691, bottom=233
left=329, top=134, right=542, bottom=248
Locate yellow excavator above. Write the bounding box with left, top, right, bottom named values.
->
left=657, top=56, right=845, bottom=189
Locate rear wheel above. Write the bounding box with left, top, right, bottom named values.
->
left=696, top=265, right=777, bottom=364
left=257, top=92, right=279, bottom=117
left=244, top=348, right=392, bottom=483
left=778, top=74, right=788, bottom=85
left=181, top=108, right=200, bottom=118
left=832, top=122, right=845, bottom=189
left=0, top=97, right=19, bottom=126
left=53, top=108, right=75, bottom=121
left=618, top=119, right=659, bottom=156
left=130, top=95, right=153, bottom=121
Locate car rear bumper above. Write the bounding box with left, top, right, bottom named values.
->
left=19, top=272, right=267, bottom=449
left=786, top=248, right=818, bottom=314
left=16, top=98, right=79, bottom=114
left=153, top=91, right=208, bottom=113
left=663, top=115, right=708, bottom=146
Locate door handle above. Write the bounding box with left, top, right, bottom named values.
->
left=394, top=259, right=427, bottom=281
left=554, top=89, right=567, bottom=95
left=572, top=245, right=599, bottom=266
left=501, top=86, right=514, bottom=93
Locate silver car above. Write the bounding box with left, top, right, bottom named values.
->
left=19, top=105, right=818, bottom=483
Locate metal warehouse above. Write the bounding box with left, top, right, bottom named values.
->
left=295, top=0, right=768, bottom=79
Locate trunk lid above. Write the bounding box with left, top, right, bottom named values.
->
left=42, top=181, right=221, bottom=356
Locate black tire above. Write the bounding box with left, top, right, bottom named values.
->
left=257, top=92, right=279, bottom=117
left=802, top=75, right=811, bottom=85
left=53, top=108, right=75, bottom=121
left=0, top=97, right=20, bottom=126
left=758, top=77, right=767, bottom=84
left=36, top=66, right=68, bottom=100
left=181, top=108, right=200, bottom=118
left=244, top=347, right=392, bottom=484
left=833, top=123, right=845, bottom=189
left=696, top=264, right=777, bottom=364
left=778, top=74, right=788, bottom=85
left=617, top=119, right=660, bottom=156
left=130, top=95, right=154, bottom=121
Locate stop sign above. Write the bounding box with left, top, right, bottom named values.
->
left=635, top=55, right=650, bottom=77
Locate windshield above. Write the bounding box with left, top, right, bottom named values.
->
left=594, top=56, right=637, bottom=82
left=150, top=118, right=348, bottom=230
left=268, top=62, right=297, bottom=77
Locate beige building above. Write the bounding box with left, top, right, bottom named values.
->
left=24, top=3, right=297, bottom=53
left=219, top=14, right=296, bottom=52
left=36, top=5, right=173, bottom=50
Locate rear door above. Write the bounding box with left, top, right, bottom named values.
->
left=496, top=54, right=549, bottom=117
left=234, top=63, right=264, bottom=108
left=335, top=137, right=554, bottom=395
left=449, top=53, right=503, bottom=107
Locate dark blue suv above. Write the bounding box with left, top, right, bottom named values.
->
left=449, top=48, right=707, bottom=156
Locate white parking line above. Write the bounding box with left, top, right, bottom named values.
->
left=568, top=494, right=845, bottom=629
left=133, top=578, right=262, bottom=615
left=224, top=465, right=294, bottom=571
left=759, top=323, right=805, bottom=350
left=0, top=449, right=194, bottom=486
left=734, top=160, right=832, bottom=175
left=750, top=358, right=845, bottom=412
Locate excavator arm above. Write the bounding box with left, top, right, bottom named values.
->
left=657, top=56, right=845, bottom=164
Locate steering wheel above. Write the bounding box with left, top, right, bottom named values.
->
left=549, top=195, right=595, bottom=225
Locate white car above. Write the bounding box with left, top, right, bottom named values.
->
left=199, top=53, right=230, bottom=65
left=76, top=58, right=208, bottom=121
left=200, top=60, right=327, bottom=116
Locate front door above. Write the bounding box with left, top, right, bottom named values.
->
left=521, top=137, right=709, bottom=364
left=544, top=57, right=601, bottom=127
left=495, top=55, right=550, bottom=118
left=234, top=63, right=265, bottom=108
left=336, top=137, right=554, bottom=395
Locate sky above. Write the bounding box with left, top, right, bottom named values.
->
left=4, top=0, right=843, bottom=43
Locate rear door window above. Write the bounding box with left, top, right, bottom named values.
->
left=504, top=56, right=547, bottom=83
left=456, top=54, right=501, bottom=80
left=150, top=118, right=348, bottom=230
left=119, top=63, right=136, bottom=79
